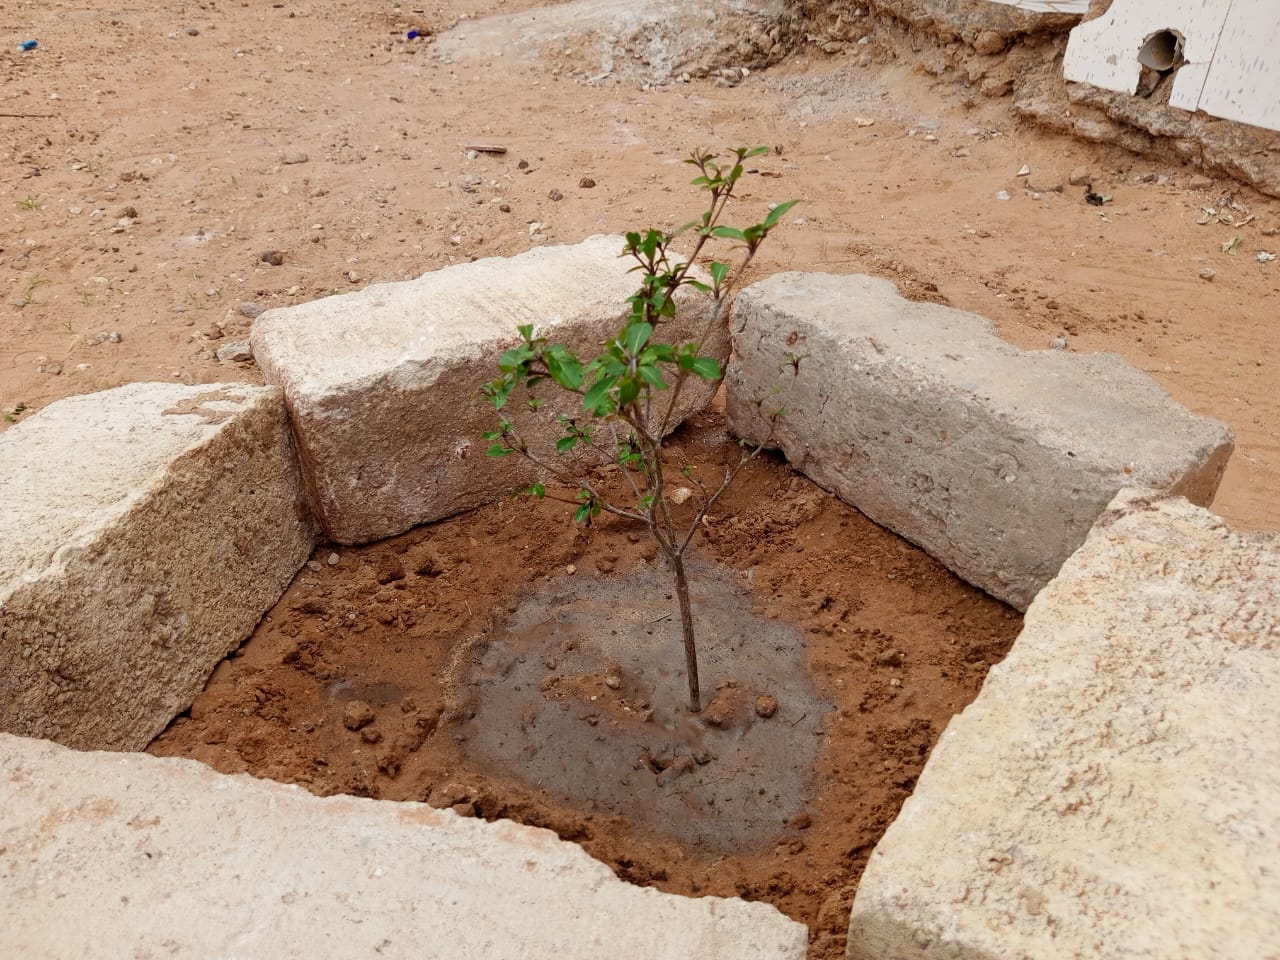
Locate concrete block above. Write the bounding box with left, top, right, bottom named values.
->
left=252, top=235, right=722, bottom=544
left=846, top=489, right=1280, bottom=960
left=725, top=272, right=1233, bottom=609
left=0, top=383, right=317, bottom=751
left=0, top=733, right=808, bottom=960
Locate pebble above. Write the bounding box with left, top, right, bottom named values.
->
left=342, top=700, right=375, bottom=732
left=238, top=301, right=265, bottom=319
left=1049, top=335, right=1068, bottom=350
left=1027, top=176, right=1064, bottom=193
left=186, top=27, right=200, bottom=36
left=108, top=331, right=123, bottom=343
left=119, top=205, right=139, bottom=219
left=260, top=250, right=285, bottom=266
left=327, top=552, right=340, bottom=566
left=578, top=176, right=596, bottom=189
left=995, top=189, right=1011, bottom=201
left=754, top=694, right=779, bottom=719
left=548, top=188, right=564, bottom=201
left=215, top=341, right=253, bottom=363
left=873, top=649, right=904, bottom=667
left=306, top=560, right=323, bottom=572
left=1068, top=166, right=1092, bottom=186
left=604, top=674, right=622, bottom=690
left=346, top=270, right=361, bottom=283
left=953, top=147, right=970, bottom=158
left=282, top=152, right=309, bottom=165
left=1016, top=164, right=1031, bottom=177
left=1199, top=267, right=1216, bottom=281
left=1188, top=174, right=1214, bottom=190
left=499, top=203, right=511, bottom=213
left=789, top=811, right=812, bottom=830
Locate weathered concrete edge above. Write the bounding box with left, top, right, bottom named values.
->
left=0, top=733, right=809, bottom=959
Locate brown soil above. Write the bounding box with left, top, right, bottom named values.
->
left=149, top=411, right=1020, bottom=959
left=5, top=1, right=1277, bottom=957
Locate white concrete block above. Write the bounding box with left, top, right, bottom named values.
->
left=1198, top=0, right=1280, bottom=132
left=846, top=489, right=1280, bottom=960
left=1064, top=0, right=1228, bottom=114
left=0, top=383, right=317, bottom=751
left=0, top=733, right=807, bottom=960
left=725, top=272, right=1233, bottom=610
left=252, top=236, right=722, bottom=544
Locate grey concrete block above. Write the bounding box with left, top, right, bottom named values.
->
left=0, top=733, right=808, bottom=960
left=252, top=235, right=721, bottom=544
left=846, top=488, right=1280, bottom=960
left=725, top=272, right=1234, bottom=609
left=0, top=383, right=317, bottom=751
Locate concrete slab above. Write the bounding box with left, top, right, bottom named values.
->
left=846, top=489, right=1280, bottom=960
left=0, top=733, right=808, bottom=960
left=0, top=383, right=317, bottom=751
left=725, top=272, right=1233, bottom=610
left=252, top=235, right=722, bottom=544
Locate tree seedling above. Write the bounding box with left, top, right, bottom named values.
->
left=483, top=146, right=798, bottom=713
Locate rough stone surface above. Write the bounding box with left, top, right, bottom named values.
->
left=252, top=235, right=724, bottom=544
left=0, top=383, right=317, bottom=751
left=0, top=733, right=807, bottom=960
left=725, top=272, right=1234, bottom=610
left=434, top=0, right=802, bottom=83
left=846, top=489, right=1280, bottom=960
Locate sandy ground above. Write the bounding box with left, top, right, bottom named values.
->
left=3, top=0, right=1277, bottom=530
left=4, top=2, right=1279, bottom=955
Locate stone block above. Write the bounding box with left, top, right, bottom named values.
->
left=0, top=733, right=807, bottom=960
left=846, top=489, right=1280, bottom=959
left=0, top=383, right=316, bottom=751
left=725, top=272, right=1233, bottom=609
left=252, top=235, right=722, bottom=544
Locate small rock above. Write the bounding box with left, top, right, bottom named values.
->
left=1027, top=175, right=1064, bottom=193
left=1068, top=166, right=1092, bottom=187
left=995, top=189, right=1012, bottom=201
left=1049, top=335, right=1068, bottom=350
left=107, top=331, right=122, bottom=343
left=789, top=811, right=812, bottom=830
left=1136, top=172, right=1157, bottom=184
left=326, top=552, right=340, bottom=566
left=953, top=147, right=970, bottom=158
left=215, top=341, right=252, bottom=363
left=282, top=152, right=309, bottom=165
left=205, top=324, right=225, bottom=341
left=1198, top=267, right=1216, bottom=282
left=186, top=27, right=200, bottom=36
left=1188, top=174, right=1214, bottom=190
left=548, top=188, right=564, bottom=201
left=498, top=203, right=511, bottom=213
left=346, top=270, right=361, bottom=284
left=873, top=649, right=904, bottom=668
left=238, top=301, right=265, bottom=319
left=578, top=177, right=596, bottom=189
left=360, top=727, right=383, bottom=744
left=518, top=159, right=529, bottom=170
left=754, top=694, right=779, bottom=719
left=342, top=700, right=375, bottom=731
left=702, top=690, right=738, bottom=728
left=451, top=801, right=477, bottom=818
left=565, top=563, right=576, bottom=575
left=428, top=782, right=472, bottom=809
left=1016, top=164, right=1031, bottom=177
left=119, top=205, right=139, bottom=219
left=604, top=674, right=622, bottom=690
left=306, top=560, right=323, bottom=572
left=37, top=361, right=63, bottom=376
left=260, top=250, right=285, bottom=266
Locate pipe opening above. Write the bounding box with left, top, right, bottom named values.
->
left=1138, top=29, right=1185, bottom=73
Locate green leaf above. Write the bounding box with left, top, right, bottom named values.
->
left=690, top=356, right=721, bottom=380
left=517, top=324, right=534, bottom=341
left=487, top=443, right=514, bottom=457
left=711, top=226, right=746, bottom=242
left=710, top=261, right=729, bottom=289
left=574, top=503, right=592, bottom=524
left=763, top=199, right=799, bottom=230
left=617, top=375, right=640, bottom=406
left=545, top=347, right=584, bottom=390
left=637, top=363, right=668, bottom=389
left=528, top=483, right=546, bottom=498
left=743, top=146, right=769, bottom=159
left=556, top=435, right=579, bottom=453
left=622, top=322, right=653, bottom=355
left=582, top=377, right=616, bottom=415
left=641, top=344, right=676, bottom=364
left=482, top=430, right=500, bottom=440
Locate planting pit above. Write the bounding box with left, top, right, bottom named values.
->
left=148, top=409, right=1021, bottom=959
